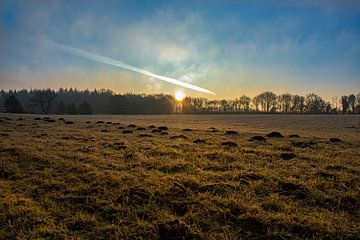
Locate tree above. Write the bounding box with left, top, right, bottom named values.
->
left=29, top=89, right=57, bottom=114
left=66, top=103, right=78, bottom=114
left=305, top=93, right=325, bottom=114
left=239, top=95, right=251, bottom=112
left=255, top=91, right=277, bottom=112
left=78, top=101, right=93, bottom=115
left=291, top=95, right=305, bottom=114
left=107, top=95, right=130, bottom=114
left=278, top=93, right=292, bottom=114
left=4, top=95, right=24, bottom=113
left=55, top=101, right=66, bottom=115
left=341, top=96, right=349, bottom=114
left=348, top=94, right=356, bottom=113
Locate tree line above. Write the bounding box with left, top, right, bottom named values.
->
left=1, top=88, right=359, bottom=114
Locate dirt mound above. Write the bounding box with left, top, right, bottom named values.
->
left=329, top=137, right=342, bottom=143
left=280, top=152, right=296, bottom=160
left=225, top=130, right=238, bottom=135
left=291, top=141, right=316, bottom=148
left=182, top=128, right=193, bottom=132
left=138, top=134, right=152, bottom=138
left=128, top=124, right=136, bottom=128
left=65, top=121, right=74, bottom=124
left=278, top=182, right=311, bottom=199
left=221, top=141, right=238, bottom=148
left=157, top=219, right=199, bottom=240
left=249, top=136, right=266, bottom=142
left=122, top=130, right=133, bottom=134
left=136, top=127, right=146, bottom=130
left=96, top=121, right=104, bottom=124
left=170, top=135, right=188, bottom=140
left=193, top=139, right=206, bottom=144
left=266, top=131, right=284, bottom=138
left=289, top=134, right=300, bottom=138
left=158, top=126, right=169, bottom=131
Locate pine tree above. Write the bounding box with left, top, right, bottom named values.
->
left=4, top=95, right=24, bottom=113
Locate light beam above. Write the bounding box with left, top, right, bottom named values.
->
left=46, top=41, right=215, bottom=95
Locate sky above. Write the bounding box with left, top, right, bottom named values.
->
left=0, top=0, right=359, bottom=100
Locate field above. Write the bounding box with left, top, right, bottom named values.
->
left=0, top=114, right=359, bottom=239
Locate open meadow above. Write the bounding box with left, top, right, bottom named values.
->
left=0, top=114, right=359, bottom=239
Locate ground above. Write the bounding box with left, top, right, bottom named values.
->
left=0, top=114, right=359, bottom=239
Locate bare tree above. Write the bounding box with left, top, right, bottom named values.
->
left=291, top=95, right=305, bottom=114
left=348, top=94, right=356, bottom=113
left=341, top=96, right=349, bottom=114
left=305, top=93, right=325, bottom=114
left=239, top=95, right=251, bottom=112
left=278, top=93, right=292, bottom=114
left=255, top=92, right=277, bottom=112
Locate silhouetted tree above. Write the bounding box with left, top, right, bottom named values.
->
left=291, top=95, right=305, bottom=114
left=29, top=89, right=57, bottom=114
left=255, top=91, right=277, bottom=112
left=305, top=93, right=325, bottom=114
left=78, top=101, right=93, bottom=115
left=108, top=95, right=130, bottom=114
left=348, top=94, right=356, bottom=113
left=356, top=93, right=360, bottom=114
left=341, top=96, right=349, bottom=114
left=239, top=95, right=251, bottom=112
left=55, top=101, right=66, bottom=115
left=4, top=95, right=24, bottom=113
left=278, top=93, right=292, bottom=114
left=66, top=103, right=78, bottom=114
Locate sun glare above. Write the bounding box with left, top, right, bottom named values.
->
left=175, top=91, right=185, bottom=101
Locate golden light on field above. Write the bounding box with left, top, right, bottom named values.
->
left=175, top=91, right=185, bottom=101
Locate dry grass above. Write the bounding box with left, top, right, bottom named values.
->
left=0, top=114, right=359, bottom=239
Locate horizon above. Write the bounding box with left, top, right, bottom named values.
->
left=1, top=1, right=360, bottom=100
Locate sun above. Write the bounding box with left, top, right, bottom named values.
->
left=175, top=91, right=185, bottom=101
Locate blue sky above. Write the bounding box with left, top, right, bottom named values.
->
left=0, top=0, right=359, bottom=99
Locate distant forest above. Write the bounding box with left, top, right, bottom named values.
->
left=1, top=88, right=360, bottom=114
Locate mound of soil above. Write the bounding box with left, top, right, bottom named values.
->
left=193, top=139, right=206, bottom=144
left=266, top=131, right=284, bottom=138
left=136, top=127, right=146, bottom=130
left=128, top=124, right=137, bottom=128
left=289, top=134, right=300, bottom=138
left=329, top=137, right=342, bottom=143
left=221, top=141, right=238, bottom=147
left=225, top=130, right=238, bottom=135
left=315, top=172, right=337, bottom=180
left=291, top=141, right=316, bottom=148
left=96, top=121, right=104, bottom=124
left=170, top=135, right=188, bottom=140
left=249, top=136, right=266, bottom=142
left=152, top=129, right=162, bottom=133
left=122, top=130, right=133, bottom=134
left=158, top=126, right=169, bottom=131
left=65, top=121, right=74, bottom=124
left=148, top=125, right=156, bottom=128
left=182, top=128, right=193, bottom=132
left=280, top=152, right=296, bottom=160
left=278, top=182, right=311, bottom=199
left=138, top=134, right=152, bottom=138
left=157, top=219, right=199, bottom=240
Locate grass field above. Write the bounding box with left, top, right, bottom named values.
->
left=0, top=114, right=359, bottom=239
